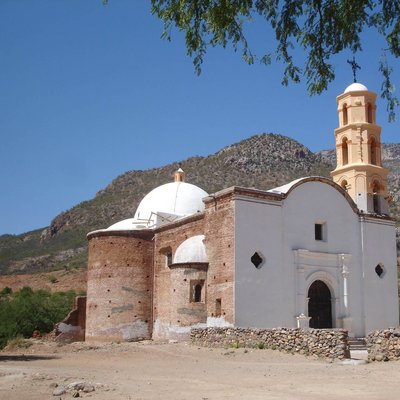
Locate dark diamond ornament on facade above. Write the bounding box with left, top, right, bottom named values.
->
left=251, top=252, right=263, bottom=269
left=375, top=264, right=384, bottom=278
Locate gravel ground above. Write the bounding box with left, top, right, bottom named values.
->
left=1, top=339, right=399, bottom=399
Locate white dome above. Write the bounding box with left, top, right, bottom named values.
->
left=173, top=235, right=208, bottom=264
left=344, top=82, right=368, bottom=93
left=106, top=218, right=147, bottom=231
left=105, top=179, right=208, bottom=231
left=134, top=181, right=208, bottom=226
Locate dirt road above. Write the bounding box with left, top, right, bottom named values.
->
left=1, top=340, right=399, bottom=399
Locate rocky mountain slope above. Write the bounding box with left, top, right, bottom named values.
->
left=1, top=133, right=399, bottom=276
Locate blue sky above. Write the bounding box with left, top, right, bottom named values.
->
left=1, top=1, right=399, bottom=235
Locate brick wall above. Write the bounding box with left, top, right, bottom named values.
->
left=86, top=231, right=153, bottom=342
left=55, top=296, right=87, bottom=342
left=152, top=215, right=205, bottom=339
left=169, top=264, right=207, bottom=329
left=203, top=193, right=235, bottom=324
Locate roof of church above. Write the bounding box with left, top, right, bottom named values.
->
left=106, top=218, right=146, bottom=231
left=206, top=177, right=361, bottom=215
left=267, top=178, right=304, bottom=195
left=133, top=181, right=208, bottom=223
left=103, top=170, right=208, bottom=232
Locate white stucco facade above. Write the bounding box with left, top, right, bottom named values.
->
left=234, top=178, right=398, bottom=337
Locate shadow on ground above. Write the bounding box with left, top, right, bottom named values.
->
left=0, top=354, right=59, bottom=362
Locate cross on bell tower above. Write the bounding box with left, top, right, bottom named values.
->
left=347, top=57, right=361, bottom=83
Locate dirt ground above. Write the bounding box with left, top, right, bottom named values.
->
left=1, top=340, right=400, bottom=400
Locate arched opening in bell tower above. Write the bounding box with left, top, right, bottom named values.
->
left=371, top=180, right=381, bottom=213
left=370, top=137, right=377, bottom=165
left=367, top=103, right=373, bottom=123
left=342, top=104, right=348, bottom=125
left=341, top=138, right=349, bottom=165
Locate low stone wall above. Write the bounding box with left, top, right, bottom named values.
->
left=191, top=327, right=349, bottom=360
left=367, top=328, right=400, bottom=361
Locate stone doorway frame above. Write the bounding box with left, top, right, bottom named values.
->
left=294, top=249, right=352, bottom=331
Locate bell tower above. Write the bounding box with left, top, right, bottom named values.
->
left=331, top=82, right=389, bottom=214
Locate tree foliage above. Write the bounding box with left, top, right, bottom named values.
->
left=150, top=0, right=399, bottom=120
left=0, top=287, right=76, bottom=348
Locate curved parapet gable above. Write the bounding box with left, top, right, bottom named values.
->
left=276, top=176, right=359, bottom=214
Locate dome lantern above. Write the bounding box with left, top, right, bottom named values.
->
left=174, top=167, right=186, bottom=182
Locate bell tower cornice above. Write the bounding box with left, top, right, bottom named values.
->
left=334, top=123, right=381, bottom=137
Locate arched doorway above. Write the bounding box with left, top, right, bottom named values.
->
left=308, top=280, right=332, bottom=328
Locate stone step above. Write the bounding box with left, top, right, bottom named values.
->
left=348, top=338, right=367, bottom=350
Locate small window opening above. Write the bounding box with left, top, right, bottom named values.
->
left=215, top=298, right=222, bottom=317
left=375, top=264, right=384, bottom=278
left=166, top=252, right=172, bottom=267
left=194, top=284, right=202, bottom=302
left=251, top=252, right=263, bottom=269
left=160, top=247, right=173, bottom=267
left=315, top=223, right=324, bottom=241
left=190, top=280, right=205, bottom=303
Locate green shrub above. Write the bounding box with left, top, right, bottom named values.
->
left=0, top=287, right=75, bottom=349
left=0, top=287, right=12, bottom=298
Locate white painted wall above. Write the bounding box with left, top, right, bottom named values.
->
left=282, top=181, right=365, bottom=336
left=234, top=180, right=398, bottom=337
left=235, top=196, right=284, bottom=327
left=361, top=217, right=399, bottom=334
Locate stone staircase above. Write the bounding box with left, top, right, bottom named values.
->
left=348, top=338, right=367, bottom=351
left=348, top=338, right=368, bottom=361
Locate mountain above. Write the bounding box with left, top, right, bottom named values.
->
left=1, top=133, right=399, bottom=276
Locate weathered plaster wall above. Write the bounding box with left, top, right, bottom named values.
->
left=85, top=231, right=153, bottom=342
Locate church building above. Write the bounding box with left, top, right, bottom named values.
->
left=85, top=82, right=398, bottom=342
